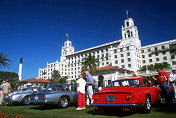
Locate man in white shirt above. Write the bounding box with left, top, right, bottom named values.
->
left=170, top=67, right=176, bottom=99
left=76, top=74, right=86, bottom=110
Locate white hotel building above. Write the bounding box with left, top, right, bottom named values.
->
left=38, top=17, right=176, bottom=86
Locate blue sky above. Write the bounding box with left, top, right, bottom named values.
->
left=0, top=0, right=176, bottom=80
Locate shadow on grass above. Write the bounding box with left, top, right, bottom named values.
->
left=87, top=108, right=140, bottom=117
left=29, top=104, right=77, bottom=111
left=29, top=105, right=59, bottom=110
left=152, top=103, right=176, bottom=113
left=87, top=103, right=176, bottom=117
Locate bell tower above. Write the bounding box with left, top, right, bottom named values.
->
left=120, top=11, right=141, bottom=48
left=60, top=33, right=74, bottom=62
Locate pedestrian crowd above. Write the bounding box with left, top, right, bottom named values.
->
left=0, top=67, right=176, bottom=109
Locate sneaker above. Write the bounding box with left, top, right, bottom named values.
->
left=82, top=107, right=86, bottom=109
left=76, top=107, right=83, bottom=110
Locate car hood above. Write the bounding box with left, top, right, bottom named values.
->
left=96, top=86, right=138, bottom=94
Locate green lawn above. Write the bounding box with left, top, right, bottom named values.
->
left=0, top=104, right=176, bottom=118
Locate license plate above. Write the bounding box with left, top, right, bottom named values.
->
left=34, top=96, right=38, bottom=100
left=106, top=96, right=116, bottom=102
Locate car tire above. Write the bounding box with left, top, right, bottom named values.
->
left=58, top=96, right=69, bottom=109
left=141, top=95, right=151, bottom=114
left=21, top=97, right=29, bottom=105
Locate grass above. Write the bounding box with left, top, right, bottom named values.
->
left=0, top=104, right=176, bottom=118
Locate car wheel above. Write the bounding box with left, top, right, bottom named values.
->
left=58, top=96, right=69, bottom=109
left=21, top=97, right=29, bottom=105
left=141, top=95, right=151, bottom=114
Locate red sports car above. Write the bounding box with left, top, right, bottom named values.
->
left=92, top=77, right=160, bottom=113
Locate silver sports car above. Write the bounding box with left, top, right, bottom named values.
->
left=4, top=87, right=41, bottom=105
left=28, top=84, right=77, bottom=108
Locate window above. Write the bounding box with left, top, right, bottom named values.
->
left=142, top=55, right=145, bottom=58
left=126, top=21, right=129, bottom=26
left=171, top=55, right=175, bottom=59
left=128, top=64, right=131, bottom=67
left=114, top=55, right=117, bottom=58
left=102, top=62, right=104, bottom=65
left=162, top=51, right=166, bottom=55
left=126, top=47, right=129, bottom=50
left=122, top=65, right=125, bottom=68
left=143, top=60, right=146, bottom=63
left=148, top=54, right=152, bottom=57
left=106, top=57, right=108, bottom=60
left=172, top=61, right=176, bottom=65
left=114, top=49, right=117, bottom=53
left=121, top=54, right=124, bottom=57
left=106, top=62, right=109, bottom=65
left=120, top=48, right=123, bottom=52
left=141, top=50, right=144, bottom=53
left=161, top=45, right=165, bottom=49
left=163, top=56, right=167, bottom=60
left=148, top=49, right=151, bottom=52
left=127, top=52, right=130, bottom=56
left=155, top=47, right=158, bottom=51
left=155, top=53, right=158, bottom=56
left=127, top=30, right=130, bottom=37
left=115, top=60, right=118, bottom=64
left=106, top=53, right=108, bottom=57
left=156, top=58, right=159, bottom=61
left=149, top=59, right=152, bottom=62
left=121, top=59, right=124, bottom=63
left=127, top=58, right=131, bottom=62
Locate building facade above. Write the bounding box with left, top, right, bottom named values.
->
left=38, top=17, right=176, bottom=83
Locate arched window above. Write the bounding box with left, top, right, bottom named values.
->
left=127, top=30, right=130, bottom=38
left=131, top=32, right=133, bottom=37
left=126, top=21, right=129, bottom=27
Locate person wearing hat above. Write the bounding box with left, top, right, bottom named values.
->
left=170, top=66, right=176, bottom=100
left=0, top=81, right=6, bottom=105
left=1, top=80, right=11, bottom=105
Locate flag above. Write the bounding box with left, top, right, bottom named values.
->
left=66, top=33, right=69, bottom=37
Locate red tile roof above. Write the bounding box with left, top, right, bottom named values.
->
left=96, top=66, right=118, bottom=71
left=22, top=78, right=49, bottom=83
left=96, top=66, right=134, bottom=73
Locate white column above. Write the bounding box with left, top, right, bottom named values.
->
left=109, top=46, right=115, bottom=66
left=18, top=58, right=23, bottom=81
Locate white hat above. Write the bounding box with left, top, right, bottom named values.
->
left=3, top=81, right=5, bottom=83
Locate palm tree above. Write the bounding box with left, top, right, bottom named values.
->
left=50, top=70, right=61, bottom=85
left=81, top=54, right=98, bottom=74
left=0, top=52, right=12, bottom=69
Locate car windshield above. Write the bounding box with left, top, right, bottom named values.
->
left=17, top=88, right=32, bottom=93
left=45, top=85, right=63, bottom=91
left=108, top=79, right=140, bottom=87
